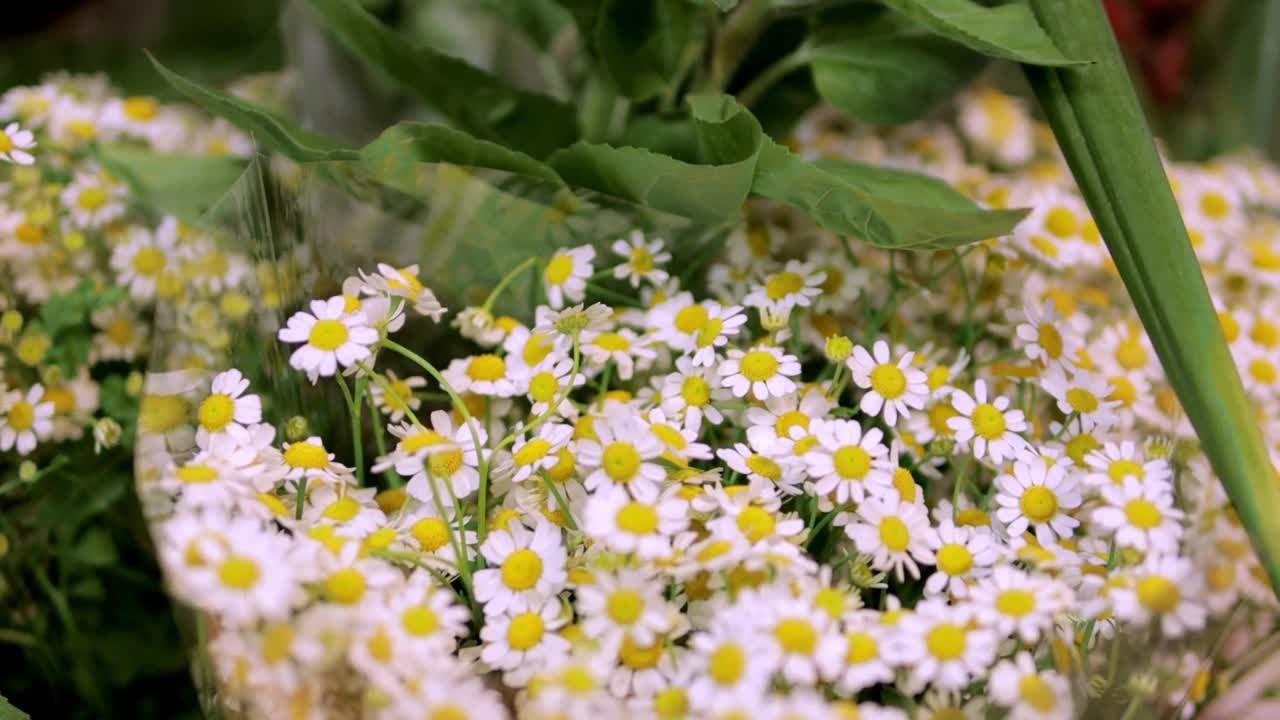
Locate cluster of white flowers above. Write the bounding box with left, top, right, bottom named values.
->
left=132, top=86, right=1280, bottom=720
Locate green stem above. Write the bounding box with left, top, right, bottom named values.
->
left=737, top=45, right=809, bottom=107
left=481, top=257, right=538, bottom=314
left=363, top=383, right=401, bottom=487
left=542, top=471, right=578, bottom=531
left=336, top=373, right=365, bottom=486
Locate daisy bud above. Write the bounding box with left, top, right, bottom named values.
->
left=825, top=334, right=854, bottom=363
left=62, top=231, right=85, bottom=251
left=125, top=371, right=144, bottom=396
left=928, top=437, right=956, bottom=457
left=760, top=305, right=790, bottom=332
left=985, top=252, right=1007, bottom=275
left=284, top=415, right=311, bottom=441
left=847, top=555, right=880, bottom=589
left=18, top=461, right=37, bottom=483
left=15, top=333, right=49, bottom=366
left=1086, top=674, right=1108, bottom=697
left=0, top=309, right=21, bottom=332
left=41, top=365, right=64, bottom=387
left=93, top=418, right=122, bottom=453
left=1127, top=671, right=1159, bottom=698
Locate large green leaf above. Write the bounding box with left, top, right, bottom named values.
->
left=690, top=94, right=1027, bottom=248
left=595, top=0, right=699, bottom=101
left=881, top=0, right=1084, bottom=66
left=1025, top=0, right=1280, bottom=593
left=303, top=0, right=578, bottom=157
left=360, top=124, right=565, bottom=188
left=94, top=144, right=249, bottom=222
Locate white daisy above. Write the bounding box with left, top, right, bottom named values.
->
left=817, top=620, right=894, bottom=693
left=390, top=411, right=488, bottom=503
left=61, top=169, right=126, bottom=228
left=358, top=263, right=446, bottom=320
left=1109, top=554, right=1207, bottom=638
left=277, top=296, right=379, bottom=383
left=847, top=340, right=929, bottom=426
left=1039, top=364, right=1120, bottom=430
left=368, top=370, right=426, bottom=422
left=583, top=484, right=688, bottom=560
left=543, top=245, right=596, bottom=309
left=612, top=230, right=671, bottom=287
left=993, top=456, right=1083, bottom=544
left=510, top=422, right=574, bottom=484
left=970, top=566, right=1069, bottom=644
left=473, top=519, right=567, bottom=615
left=576, top=567, right=672, bottom=648
left=577, top=407, right=665, bottom=497
left=581, top=327, right=655, bottom=381
left=989, top=651, right=1073, bottom=720
left=110, top=219, right=179, bottom=300
left=804, top=419, right=892, bottom=505
left=0, top=122, right=36, bottom=164
left=479, top=596, right=571, bottom=685
left=948, top=379, right=1031, bottom=464
left=889, top=599, right=997, bottom=693
left=0, top=384, right=55, bottom=455
left=742, top=260, right=826, bottom=316
left=1091, top=476, right=1184, bottom=553
left=442, top=353, right=518, bottom=397
left=846, top=491, right=937, bottom=582
left=719, top=344, right=801, bottom=400
left=923, top=520, right=1000, bottom=598
left=195, top=369, right=262, bottom=443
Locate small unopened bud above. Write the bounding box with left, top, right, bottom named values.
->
left=125, top=371, right=144, bottom=397
left=825, top=335, right=854, bottom=363
left=1127, top=670, right=1159, bottom=698
left=284, top=415, right=311, bottom=441
left=41, top=365, right=65, bottom=387
left=93, top=418, right=122, bottom=453
left=760, top=305, right=791, bottom=332
left=18, top=461, right=38, bottom=482
left=1087, top=674, right=1109, bottom=698
left=985, top=253, right=1007, bottom=275
left=928, top=437, right=956, bottom=457
left=0, top=309, right=22, bottom=332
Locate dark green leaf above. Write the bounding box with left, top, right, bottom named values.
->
left=476, top=0, right=572, bottom=49
left=880, top=0, right=1085, bottom=66
left=618, top=116, right=700, bottom=162
left=70, top=528, right=119, bottom=567
left=95, top=144, right=249, bottom=222
left=359, top=123, right=565, bottom=189
left=303, top=0, right=578, bottom=157
left=0, top=693, right=31, bottom=720
left=595, top=0, right=698, bottom=101
left=809, top=15, right=987, bottom=125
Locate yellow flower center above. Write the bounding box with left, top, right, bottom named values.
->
left=893, top=468, right=917, bottom=501
left=1251, top=358, right=1278, bottom=385
left=1045, top=206, right=1079, bottom=238
left=833, top=445, right=872, bottom=480
left=1020, top=486, right=1059, bottom=523
left=870, top=363, right=908, bottom=399
left=6, top=401, right=35, bottom=432
left=132, top=246, right=166, bottom=276
left=198, top=393, right=236, bottom=432
left=262, top=623, right=294, bottom=664
left=1124, top=499, right=1162, bottom=529
left=401, top=605, right=440, bottom=636
left=970, top=403, right=1007, bottom=440
left=430, top=705, right=469, bottom=720
left=15, top=223, right=44, bottom=245
left=815, top=588, right=846, bottom=619
left=507, top=612, right=545, bottom=651
left=307, top=319, right=349, bottom=351
left=1107, top=459, right=1145, bottom=484
left=996, top=589, right=1036, bottom=617
left=411, top=518, right=450, bottom=552
left=528, top=371, right=559, bottom=403
left=708, top=643, right=746, bottom=685
left=326, top=568, right=367, bottom=604
left=846, top=631, right=878, bottom=664
left=124, top=96, right=159, bottom=120
left=819, top=265, right=845, bottom=295
left=745, top=453, right=781, bottom=481
left=740, top=350, right=779, bottom=382
left=1030, top=235, right=1060, bottom=258
left=176, top=463, right=218, bottom=484
left=322, top=496, right=361, bottom=523
left=696, top=317, right=724, bottom=348
left=547, top=448, right=576, bottom=482
left=879, top=516, right=910, bottom=552
left=602, top=441, right=642, bottom=482
left=653, top=688, right=688, bottom=718
left=0, top=131, right=11, bottom=153
left=775, top=411, right=810, bottom=439
left=515, top=438, right=553, bottom=467
left=956, top=508, right=990, bottom=527
left=593, top=332, right=631, bottom=352
left=629, top=246, right=655, bottom=273
left=1020, top=674, right=1058, bottom=712
left=680, top=376, right=711, bottom=407
left=616, top=502, right=659, bottom=535
left=217, top=555, right=260, bottom=590
left=1039, top=323, right=1064, bottom=359
left=620, top=635, right=663, bottom=670
left=428, top=448, right=464, bottom=477
left=925, top=623, right=967, bottom=661
left=1115, top=337, right=1147, bottom=370
left=936, top=543, right=974, bottom=576
left=1200, top=191, right=1230, bottom=219
left=501, top=549, right=543, bottom=591
left=139, top=394, right=188, bottom=434
left=1136, top=575, right=1180, bottom=614
left=522, top=333, right=554, bottom=367
left=1108, top=376, right=1137, bottom=407
left=606, top=590, right=644, bottom=624
left=544, top=255, right=574, bottom=285
left=774, top=618, right=818, bottom=654
left=765, top=271, right=805, bottom=300
left=927, top=366, right=951, bottom=391
left=929, top=403, right=958, bottom=436
left=284, top=442, right=329, bottom=469
left=77, top=187, right=108, bottom=211
left=1206, top=562, right=1236, bottom=592
left=466, top=354, right=506, bottom=381
left=736, top=506, right=776, bottom=542
left=1065, top=388, right=1099, bottom=414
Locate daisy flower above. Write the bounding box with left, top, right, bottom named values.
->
left=817, top=620, right=894, bottom=693
left=195, top=369, right=262, bottom=442
left=970, top=566, right=1069, bottom=644
left=280, top=436, right=349, bottom=487
left=176, top=520, right=301, bottom=623
left=510, top=422, right=574, bottom=484
left=1109, top=554, right=1208, bottom=638
left=958, top=87, right=1034, bottom=166
left=923, top=520, right=1000, bottom=598
left=577, top=408, right=665, bottom=497
left=0, top=122, right=36, bottom=164
left=658, top=356, right=729, bottom=428
left=1039, top=364, right=1120, bottom=430
left=750, top=583, right=836, bottom=685
left=686, top=619, right=778, bottom=711
left=804, top=419, right=892, bottom=505
left=389, top=412, right=488, bottom=502
left=1091, top=476, right=1185, bottom=553
left=474, top=520, right=567, bottom=616
left=1082, top=440, right=1173, bottom=489
left=719, top=344, right=801, bottom=400
left=687, top=303, right=748, bottom=367
left=612, top=230, right=671, bottom=287
left=442, top=353, right=518, bottom=397
left=503, top=324, right=567, bottom=374
left=744, top=387, right=833, bottom=458
left=846, top=491, right=937, bottom=582
left=576, top=567, right=672, bottom=648
left=358, top=263, right=446, bottom=320
left=742, top=260, right=826, bottom=316
left=543, top=245, right=595, bottom=309
left=948, top=379, right=1030, bottom=463
left=993, top=456, right=1083, bottom=545
left=889, top=599, right=997, bottom=692
left=847, top=340, right=929, bottom=426
left=479, top=596, right=571, bottom=685
left=515, top=357, right=584, bottom=419
left=989, top=652, right=1073, bottom=720
left=0, top=384, right=55, bottom=455
left=110, top=219, right=179, bottom=300
left=60, top=169, right=126, bottom=228
left=583, top=484, right=688, bottom=560
left=1014, top=299, right=1078, bottom=366
left=277, top=296, right=379, bottom=383
left=368, top=370, right=426, bottom=422
left=717, top=441, right=805, bottom=493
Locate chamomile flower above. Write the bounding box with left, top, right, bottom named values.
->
left=993, top=456, right=1083, bottom=544
left=989, top=652, right=1073, bottom=720
left=658, top=356, right=729, bottom=427
left=686, top=619, right=779, bottom=710
left=1091, top=477, right=1184, bottom=553
left=0, top=384, right=54, bottom=455
left=891, top=599, right=998, bottom=692
left=846, top=492, right=937, bottom=582
left=358, top=263, right=445, bottom=320
left=719, top=344, right=801, bottom=400
left=0, top=122, right=36, bottom=164
left=515, top=357, right=584, bottom=418
left=948, top=379, right=1031, bottom=464
left=442, top=353, right=518, bottom=397
left=818, top=620, right=894, bottom=693
left=751, top=582, right=836, bottom=685
left=804, top=419, right=892, bottom=505
left=971, top=566, right=1069, bottom=644
left=479, top=596, right=571, bottom=685
left=368, top=370, right=426, bottom=422
left=510, top=423, right=574, bottom=484
left=195, top=369, right=262, bottom=442
left=717, top=441, right=805, bottom=492
left=474, top=520, right=567, bottom=615
left=847, top=340, right=929, bottom=425
left=1040, top=364, right=1120, bottom=430
left=583, top=484, right=688, bottom=560
left=61, top=169, right=126, bottom=228
left=390, top=411, right=488, bottom=503
left=1082, top=440, right=1173, bottom=490
left=111, top=219, right=179, bottom=300
left=178, top=519, right=301, bottom=623
left=1014, top=300, right=1079, bottom=366
left=924, top=520, right=1000, bottom=598
left=1110, top=554, right=1208, bottom=638
left=543, top=245, right=596, bottom=309
left=743, top=260, right=826, bottom=316
left=577, top=408, right=666, bottom=497
left=277, top=296, right=379, bottom=383
left=744, top=387, right=833, bottom=457
left=612, top=230, right=671, bottom=287
left=577, top=567, right=672, bottom=647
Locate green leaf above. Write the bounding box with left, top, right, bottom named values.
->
left=595, top=0, right=698, bottom=101
left=476, top=0, right=572, bottom=49
left=70, top=528, right=119, bottom=568
left=303, top=0, right=578, bottom=157
left=880, top=0, right=1085, bottom=66
left=95, top=144, right=249, bottom=222
left=689, top=94, right=1027, bottom=248
left=0, top=693, right=31, bottom=720
left=1025, top=0, right=1280, bottom=593
left=810, top=25, right=987, bottom=125
left=359, top=123, right=565, bottom=190
left=148, top=51, right=348, bottom=161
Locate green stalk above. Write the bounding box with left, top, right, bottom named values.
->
left=1024, top=0, right=1280, bottom=592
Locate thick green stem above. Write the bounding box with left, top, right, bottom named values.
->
left=1025, top=0, right=1280, bottom=594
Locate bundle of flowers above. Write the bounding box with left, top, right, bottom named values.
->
left=132, top=84, right=1280, bottom=720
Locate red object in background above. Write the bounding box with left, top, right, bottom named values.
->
left=1104, top=0, right=1207, bottom=107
